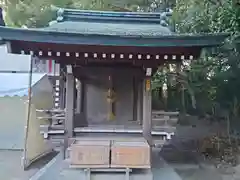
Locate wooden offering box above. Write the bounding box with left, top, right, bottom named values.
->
left=111, top=139, right=151, bottom=169
left=70, top=140, right=111, bottom=168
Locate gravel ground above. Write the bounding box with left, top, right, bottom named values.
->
left=160, top=143, right=240, bottom=180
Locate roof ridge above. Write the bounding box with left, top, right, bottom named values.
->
left=53, top=7, right=172, bottom=26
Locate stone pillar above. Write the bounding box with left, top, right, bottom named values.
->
left=142, top=77, right=152, bottom=146
left=65, top=72, right=75, bottom=138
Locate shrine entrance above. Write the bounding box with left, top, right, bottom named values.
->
left=74, top=66, right=141, bottom=125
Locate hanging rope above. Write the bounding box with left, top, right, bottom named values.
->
left=107, top=75, right=116, bottom=121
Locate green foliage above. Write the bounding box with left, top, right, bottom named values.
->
left=2, top=0, right=175, bottom=27
left=2, top=0, right=116, bottom=27
left=156, top=0, right=240, bottom=120
left=173, top=0, right=240, bottom=34
left=2, top=0, right=67, bottom=27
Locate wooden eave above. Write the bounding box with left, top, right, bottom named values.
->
left=9, top=40, right=201, bottom=64
left=0, top=26, right=229, bottom=67
left=0, top=26, right=229, bottom=47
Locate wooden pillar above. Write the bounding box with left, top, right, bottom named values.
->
left=137, top=79, right=143, bottom=124
left=142, top=77, right=152, bottom=146
left=59, top=65, right=66, bottom=110
left=133, top=76, right=138, bottom=121
left=81, top=78, right=87, bottom=121
left=81, top=81, right=85, bottom=113
left=76, top=79, right=82, bottom=113
left=65, top=70, right=75, bottom=138
left=59, top=75, right=65, bottom=109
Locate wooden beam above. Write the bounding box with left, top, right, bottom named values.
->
left=59, top=65, right=65, bottom=109
left=137, top=79, right=143, bottom=124
left=133, top=76, right=138, bottom=121
left=59, top=75, right=65, bottom=109
left=11, top=40, right=202, bottom=59
left=81, top=78, right=87, bottom=122
left=65, top=72, right=75, bottom=138
left=76, top=79, right=82, bottom=113
left=142, top=77, right=152, bottom=146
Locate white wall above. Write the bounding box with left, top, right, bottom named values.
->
left=0, top=97, right=27, bottom=150
left=0, top=45, right=31, bottom=72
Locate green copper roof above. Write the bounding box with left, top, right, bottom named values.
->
left=0, top=8, right=229, bottom=47
left=44, top=21, right=172, bottom=36
left=0, top=26, right=229, bottom=47
left=43, top=8, right=173, bottom=36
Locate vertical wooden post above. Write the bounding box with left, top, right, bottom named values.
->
left=59, top=78, right=64, bottom=109
left=76, top=79, right=82, bottom=114
left=79, top=78, right=87, bottom=124
left=142, top=77, right=152, bottom=146
left=133, top=76, right=138, bottom=121
left=59, top=66, right=65, bottom=109
left=137, top=79, right=143, bottom=124
left=81, top=79, right=86, bottom=114
left=65, top=71, right=75, bottom=138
